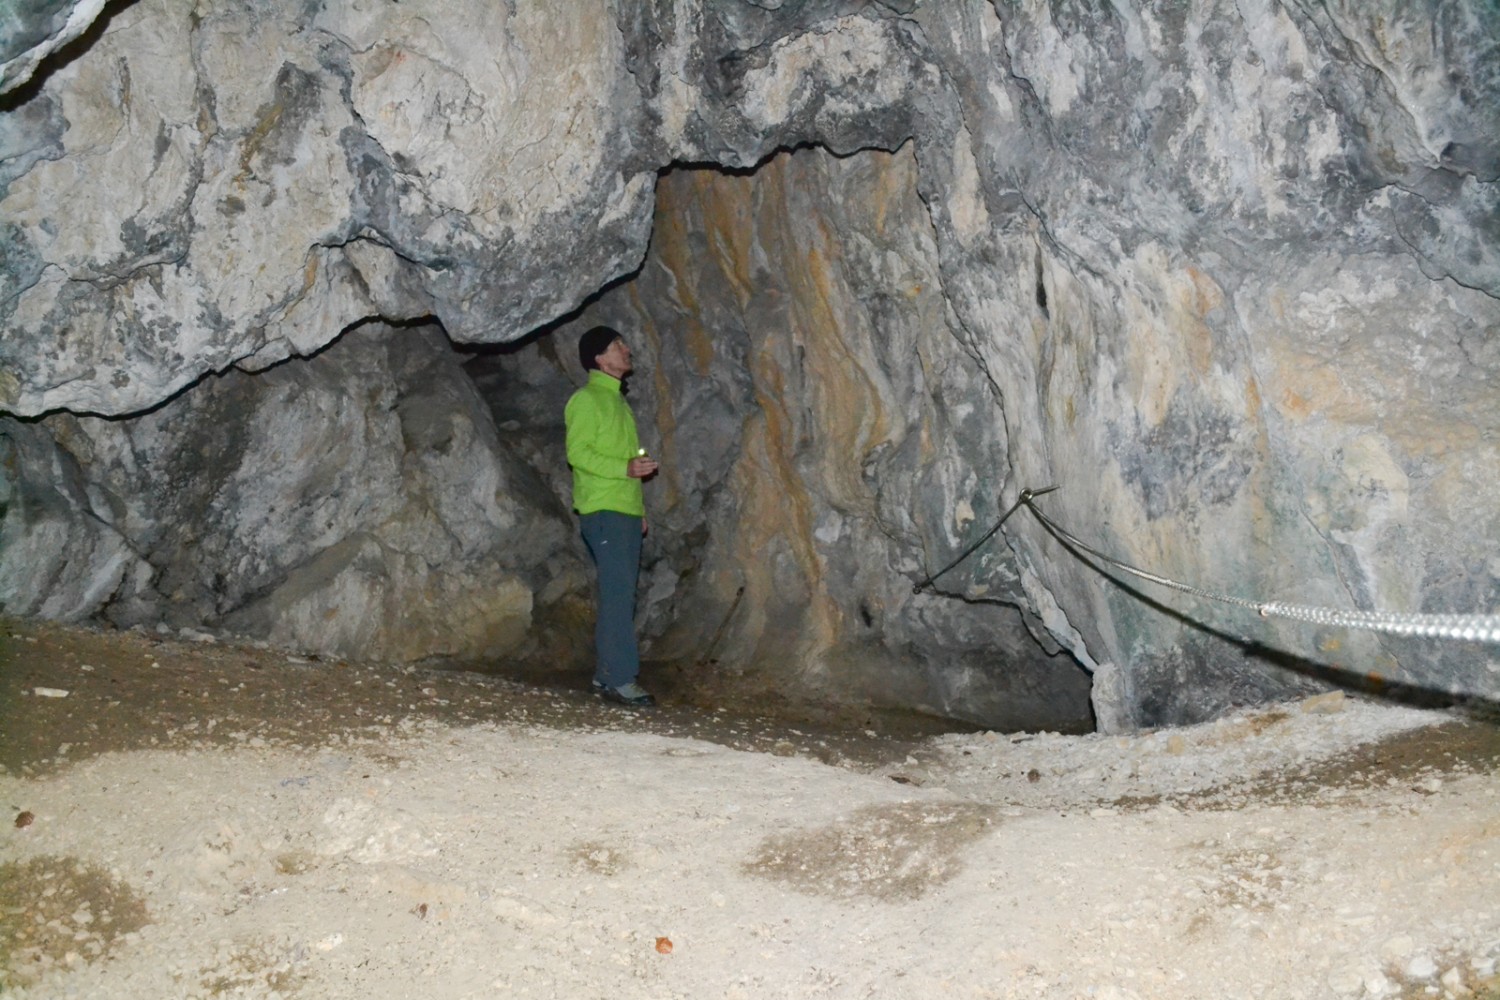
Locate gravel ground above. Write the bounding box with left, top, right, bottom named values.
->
left=2, top=616, right=1498, bottom=999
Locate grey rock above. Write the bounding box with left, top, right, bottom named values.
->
left=0, top=323, right=571, bottom=665
left=0, top=417, right=154, bottom=620
left=0, top=0, right=108, bottom=95
left=480, top=144, right=1094, bottom=731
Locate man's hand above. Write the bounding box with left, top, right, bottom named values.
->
left=627, top=456, right=659, bottom=479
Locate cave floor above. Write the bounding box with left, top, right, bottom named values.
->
left=0, top=616, right=964, bottom=781
left=2, top=616, right=1498, bottom=999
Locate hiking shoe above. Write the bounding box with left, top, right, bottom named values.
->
left=593, top=681, right=656, bottom=707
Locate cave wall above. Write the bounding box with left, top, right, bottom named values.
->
left=1, top=0, right=1496, bottom=729
left=0, top=0, right=659, bottom=414
left=1, top=323, right=573, bottom=664
left=0, top=0, right=928, bottom=417
left=496, top=145, right=1093, bottom=730
left=900, top=0, right=1500, bottom=725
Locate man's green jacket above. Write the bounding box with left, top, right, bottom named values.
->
left=565, top=370, right=644, bottom=517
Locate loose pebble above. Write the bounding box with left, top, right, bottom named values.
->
left=1406, top=954, right=1438, bottom=979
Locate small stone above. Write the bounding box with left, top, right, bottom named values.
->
left=1381, top=935, right=1414, bottom=961
left=1327, top=967, right=1364, bottom=995
left=1440, top=967, right=1466, bottom=994
left=1300, top=690, right=1346, bottom=714
left=1405, top=954, right=1437, bottom=979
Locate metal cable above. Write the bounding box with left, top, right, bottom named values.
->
left=1021, top=492, right=1500, bottom=644
left=913, top=486, right=1059, bottom=594
left=1023, top=499, right=1262, bottom=610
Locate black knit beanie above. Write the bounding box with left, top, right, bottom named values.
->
left=578, top=326, right=622, bottom=371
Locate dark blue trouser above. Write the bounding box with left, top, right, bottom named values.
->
left=579, top=510, right=642, bottom=688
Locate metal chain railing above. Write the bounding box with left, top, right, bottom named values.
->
left=918, top=484, right=1500, bottom=644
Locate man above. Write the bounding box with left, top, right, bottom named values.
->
left=565, top=326, right=660, bottom=707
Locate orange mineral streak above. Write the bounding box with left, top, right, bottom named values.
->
left=650, top=181, right=714, bottom=378
left=299, top=251, right=320, bottom=299
left=1179, top=265, right=1224, bottom=378
left=1278, top=386, right=1315, bottom=422
left=697, top=169, right=758, bottom=314
left=737, top=355, right=838, bottom=656
left=646, top=147, right=934, bottom=669
left=633, top=283, right=682, bottom=512
left=766, top=157, right=892, bottom=514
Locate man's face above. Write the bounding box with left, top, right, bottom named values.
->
left=596, top=337, right=633, bottom=378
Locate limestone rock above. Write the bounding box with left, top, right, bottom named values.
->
left=0, top=0, right=108, bottom=95
left=481, top=145, right=1093, bottom=730
left=0, top=323, right=569, bottom=665
left=0, top=0, right=657, bottom=416
left=895, top=0, right=1500, bottom=726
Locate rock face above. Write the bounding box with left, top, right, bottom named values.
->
left=476, top=147, right=1094, bottom=730
left=1, top=0, right=1496, bottom=730
left=0, top=0, right=107, bottom=96
left=1, top=324, right=572, bottom=664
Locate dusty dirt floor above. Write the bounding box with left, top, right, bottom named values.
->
left=1, top=615, right=1498, bottom=1000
